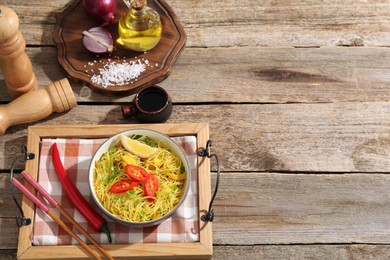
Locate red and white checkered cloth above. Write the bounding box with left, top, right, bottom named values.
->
left=32, top=136, right=199, bottom=245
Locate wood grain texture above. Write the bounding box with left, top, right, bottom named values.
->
left=5, top=0, right=390, bottom=48
left=4, top=172, right=390, bottom=246
left=213, top=245, right=390, bottom=260
left=3, top=245, right=390, bottom=260
left=1, top=103, right=390, bottom=172
left=2, top=46, right=390, bottom=103
left=0, top=174, right=22, bottom=218
left=0, top=218, right=20, bottom=249
left=2, top=0, right=390, bottom=258
left=212, top=173, right=390, bottom=244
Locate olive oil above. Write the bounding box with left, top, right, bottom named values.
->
left=118, top=0, right=162, bottom=52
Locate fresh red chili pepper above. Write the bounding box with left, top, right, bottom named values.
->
left=144, top=174, right=158, bottom=202
left=110, top=180, right=139, bottom=193
left=51, top=143, right=112, bottom=243
left=125, top=164, right=149, bottom=182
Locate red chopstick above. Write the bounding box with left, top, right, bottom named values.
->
left=20, top=170, right=114, bottom=260
left=13, top=172, right=113, bottom=260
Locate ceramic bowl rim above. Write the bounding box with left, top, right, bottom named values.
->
left=88, top=128, right=191, bottom=227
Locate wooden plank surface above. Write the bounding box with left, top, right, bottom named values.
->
left=2, top=46, right=390, bottom=103
left=2, top=103, right=390, bottom=172
left=2, top=0, right=390, bottom=259
left=5, top=0, right=390, bottom=48
left=212, top=245, right=390, bottom=260
left=4, top=172, right=390, bottom=252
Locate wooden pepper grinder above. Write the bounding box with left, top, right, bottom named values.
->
left=0, top=78, right=77, bottom=135
left=0, top=6, right=38, bottom=98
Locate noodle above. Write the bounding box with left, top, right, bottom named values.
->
left=94, top=135, right=186, bottom=222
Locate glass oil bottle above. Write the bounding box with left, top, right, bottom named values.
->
left=118, top=0, right=162, bottom=52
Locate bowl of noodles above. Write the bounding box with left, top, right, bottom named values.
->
left=88, top=129, right=190, bottom=227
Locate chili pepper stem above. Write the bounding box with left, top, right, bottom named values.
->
left=100, top=223, right=112, bottom=244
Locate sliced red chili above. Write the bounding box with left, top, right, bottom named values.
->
left=125, top=165, right=149, bottom=182
left=144, top=174, right=158, bottom=202
left=110, top=180, right=139, bottom=193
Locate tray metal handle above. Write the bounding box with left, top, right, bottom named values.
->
left=10, top=145, right=35, bottom=227
left=198, top=140, right=220, bottom=222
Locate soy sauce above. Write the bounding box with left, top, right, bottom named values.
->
left=137, top=88, right=167, bottom=112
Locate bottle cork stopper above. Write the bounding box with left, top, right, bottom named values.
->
left=131, top=0, right=146, bottom=10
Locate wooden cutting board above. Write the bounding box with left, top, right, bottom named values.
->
left=53, top=0, right=186, bottom=96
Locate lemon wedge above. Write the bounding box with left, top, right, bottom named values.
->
left=120, top=135, right=158, bottom=158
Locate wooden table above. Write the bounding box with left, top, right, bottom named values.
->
left=2, top=0, right=390, bottom=259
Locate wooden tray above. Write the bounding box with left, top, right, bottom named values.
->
left=17, top=123, right=212, bottom=259
left=53, top=0, right=187, bottom=96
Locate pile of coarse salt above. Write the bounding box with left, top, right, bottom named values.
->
left=86, top=57, right=158, bottom=88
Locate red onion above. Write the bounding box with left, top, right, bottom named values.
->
left=82, top=27, right=114, bottom=54
left=83, top=0, right=117, bottom=24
